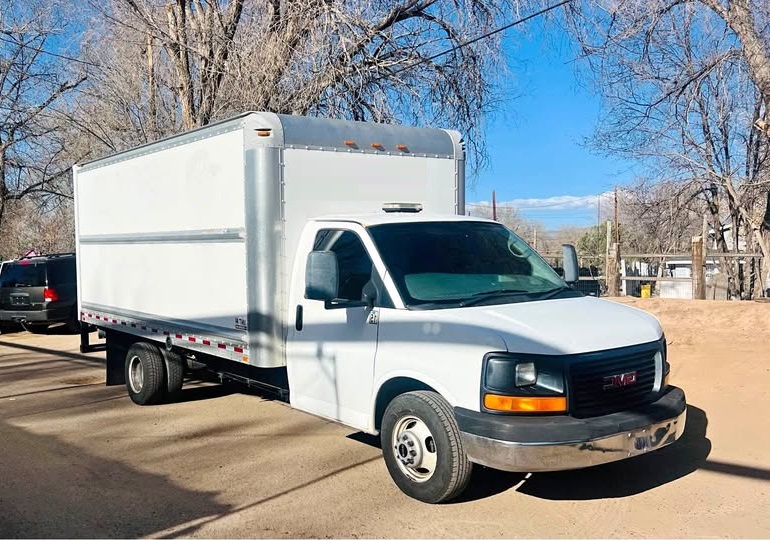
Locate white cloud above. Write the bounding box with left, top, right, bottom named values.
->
left=469, top=192, right=614, bottom=212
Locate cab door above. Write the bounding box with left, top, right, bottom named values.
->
left=286, top=224, right=382, bottom=430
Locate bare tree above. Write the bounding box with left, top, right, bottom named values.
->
left=618, top=181, right=704, bottom=255
left=565, top=0, right=770, bottom=291
left=0, top=0, right=87, bottom=230
left=76, top=0, right=518, bottom=170
left=0, top=199, right=75, bottom=259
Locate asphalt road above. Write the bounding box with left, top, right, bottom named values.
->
left=1, top=299, right=768, bottom=538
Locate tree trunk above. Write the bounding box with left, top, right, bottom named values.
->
left=146, top=34, right=157, bottom=137
left=721, top=0, right=770, bottom=108
left=722, top=173, right=770, bottom=289
left=166, top=2, right=196, bottom=129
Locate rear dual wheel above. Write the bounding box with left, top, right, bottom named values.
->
left=125, top=343, right=165, bottom=405
left=125, top=342, right=184, bottom=405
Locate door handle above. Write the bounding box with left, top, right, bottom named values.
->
left=295, top=305, right=303, bottom=331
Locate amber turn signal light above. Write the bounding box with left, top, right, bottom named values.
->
left=483, top=394, right=567, bottom=413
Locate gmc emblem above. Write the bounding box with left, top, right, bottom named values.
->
left=602, top=371, right=637, bottom=390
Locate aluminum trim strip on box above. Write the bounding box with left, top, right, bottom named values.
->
left=79, top=228, right=246, bottom=245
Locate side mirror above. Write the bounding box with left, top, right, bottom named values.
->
left=305, top=251, right=338, bottom=301
left=562, top=244, right=579, bottom=285
left=361, top=280, right=377, bottom=310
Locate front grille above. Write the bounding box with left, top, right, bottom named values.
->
left=569, top=348, right=657, bottom=417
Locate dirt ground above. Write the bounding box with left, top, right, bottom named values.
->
left=0, top=299, right=768, bottom=538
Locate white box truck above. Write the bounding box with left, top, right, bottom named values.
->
left=74, top=112, right=686, bottom=503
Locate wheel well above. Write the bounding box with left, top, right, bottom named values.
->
left=374, top=377, right=436, bottom=430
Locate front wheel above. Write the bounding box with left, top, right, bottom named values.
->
left=381, top=391, right=473, bottom=503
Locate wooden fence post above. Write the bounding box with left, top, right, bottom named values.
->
left=692, top=235, right=706, bottom=300
left=607, top=242, right=621, bottom=296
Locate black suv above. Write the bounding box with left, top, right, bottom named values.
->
left=0, top=253, right=79, bottom=333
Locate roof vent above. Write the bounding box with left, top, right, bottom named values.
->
left=382, top=202, right=423, bottom=213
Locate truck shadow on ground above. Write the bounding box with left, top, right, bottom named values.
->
left=0, top=338, right=105, bottom=366
left=0, top=322, right=82, bottom=337
left=460, top=404, right=712, bottom=502
left=0, top=419, right=231, bottom=538
left=171, top=377, right=240, bottom=403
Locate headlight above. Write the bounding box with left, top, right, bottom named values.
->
left=514, top=362, right=537, bottom=387
left=482, top=353, right=566, bottom=413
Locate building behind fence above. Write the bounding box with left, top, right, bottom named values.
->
left=538, top=234, right=764, bottom=300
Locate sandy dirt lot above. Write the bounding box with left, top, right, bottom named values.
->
left=0, top=299, right=768, bottom=538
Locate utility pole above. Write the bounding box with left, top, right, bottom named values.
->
left=614, top=186, right=619, bottom=245
left=533, top=228, right=537, bottom=250
left=492, top=190, right=497, bottom=221
left=605, top=219, right=612, bottom=284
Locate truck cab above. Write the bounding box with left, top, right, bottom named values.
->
left=286, top=209, right=685, bottom=503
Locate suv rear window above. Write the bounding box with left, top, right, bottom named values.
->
left=47, top=259, right=76, bottom=285
left=0, top=262, right=47, bottom=288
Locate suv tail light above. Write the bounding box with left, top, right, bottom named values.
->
left=43, top=288, right=59, bottom=302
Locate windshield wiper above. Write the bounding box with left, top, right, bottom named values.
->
left=534, top=286, right=576, bottom=300
left=461, top=286, right=578, bottom=307
left=459, top=288, right=530, bottom=307
left=469, top=288, right=529, bottom=297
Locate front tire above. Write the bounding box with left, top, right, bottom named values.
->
left=125, top=342, right=166, bottom=405
left=381, top=391, right=473, bottom=503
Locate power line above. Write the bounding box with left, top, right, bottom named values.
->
left=381, top=0, right=572, bottom=80
left=325, top=0, right=572, bottom=99
left=0, top=34, right=98, bottom=68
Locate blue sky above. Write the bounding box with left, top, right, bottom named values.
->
left=467, top=21, right=638, bottom=229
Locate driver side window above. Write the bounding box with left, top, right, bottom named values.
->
left=313, top=229, right=373, bottom=301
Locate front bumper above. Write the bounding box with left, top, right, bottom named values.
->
left=456, top=386, right=686, bottom=472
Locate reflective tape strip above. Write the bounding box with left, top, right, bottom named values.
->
left=80, top=310, right=248, bottom=356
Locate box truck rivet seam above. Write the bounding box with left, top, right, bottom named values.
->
left=74, top=112, right=686, bottom=504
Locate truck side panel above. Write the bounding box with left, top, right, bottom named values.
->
left=77, top=129, right=246, bottom=235
left=76, top=128, right=249, bottom=343
left=79, top=241, right=247, bottom=333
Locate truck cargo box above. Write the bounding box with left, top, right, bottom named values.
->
left=74, top=112, right=465, bottom=368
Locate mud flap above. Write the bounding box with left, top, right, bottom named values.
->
left=105, top=331, right=128, bottom=386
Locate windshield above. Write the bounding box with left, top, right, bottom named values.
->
left=368, top=221, right=580, bottom=309
left=0, top=262, right=47, bottom=288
